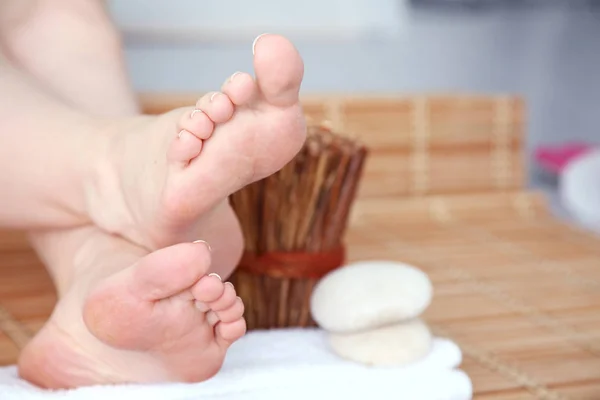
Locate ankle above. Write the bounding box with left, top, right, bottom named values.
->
left=29, top=222, right=146, bottom=298
left=27, top=225, right=96, bottom=296
left=80, top=118, right=134, bottom=234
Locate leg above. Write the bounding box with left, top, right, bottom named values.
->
left=2, top=0, right=306, bottom=255
left=0, top=0, right=246, bottom=277
left=2, top=5, right=249, bottom=382
left=0, top=55, right=105, bottom=229
left=2, top=2, right=304, bottom=388
left=0, top=1, right=135, bottom=229
left=19, top=228, right=246, bottom=388
left=2, top=22, right=306, bottom=257
left=0, top=0, right=242, bottom=276
left=0, top=0, right=139, bottom=116
left=0, top=16, right=248, bottom=389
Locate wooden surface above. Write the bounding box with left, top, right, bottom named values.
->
left=2, top=192, right=600, bottom=399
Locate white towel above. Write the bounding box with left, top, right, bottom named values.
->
left=0, top=328, right=472, bottom=400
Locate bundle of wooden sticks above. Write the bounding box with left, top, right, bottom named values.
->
left=229, top=125, right=368, bottom=329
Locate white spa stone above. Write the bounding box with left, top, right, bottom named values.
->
left=310, top=260, right=432, bottom=333
left=328, top=319, right=432, bottom=366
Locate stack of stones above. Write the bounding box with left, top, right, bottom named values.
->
left=310, top=260, right=434, bottom=366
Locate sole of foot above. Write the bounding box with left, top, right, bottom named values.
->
left=89, top=33, right=306, bottom=251
left=18, top=237, right=246, bottom=388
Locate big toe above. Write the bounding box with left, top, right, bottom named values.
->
left=83, top=241, right=212, bottom=349
left=252, top=34, right=304, bottom=107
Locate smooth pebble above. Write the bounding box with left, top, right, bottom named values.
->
left=328, top=319, right=432, bottom=366
left=310, top=260, right=432, bottom=333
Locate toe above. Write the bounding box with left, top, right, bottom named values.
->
left=221, top=71, right=256, bottom=106
left=215, top=318, right=247, bottom=347
left=178, top=107, right=215, bottom=140
left=208, top=281, right=238, bottom=311
left=168, top=130, right=203, bottom=163
left=191, top=273, right=225, bottom=303
left=132, top=241, right=212, bottom=301
left=252, top=34, right=304, bottom=107
left=83, top=240, right=212, bottom=348
left=215, top=296, right=245, bottom=323
left=195, top=92, right=235, bottom=123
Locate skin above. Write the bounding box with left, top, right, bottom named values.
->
left=0, top=0, right=307, bottom=389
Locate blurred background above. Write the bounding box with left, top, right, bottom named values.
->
left=107, top=0, right=600, bottom=217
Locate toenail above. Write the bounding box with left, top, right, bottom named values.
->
left=225, top=282, right=234, bottom=288
left=252, top=33, right=269, bottom=55
left=229, top=72, right=242, bottom=82
left=178, top=129, right=186, bottom=139
left=193, top=239, right=212, bottom=252
left=208, top=272, right=222, bottom=281
left=210, top=92, right=219, bottom=102
left=190, top=108, right=203, bottom=118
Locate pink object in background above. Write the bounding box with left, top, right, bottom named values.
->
left=535, top=142, right=593, bottom=174
left=535, top=142, right=600, bottom=232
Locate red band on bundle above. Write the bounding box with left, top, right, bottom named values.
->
left=238, top=246, right=346, bottom=279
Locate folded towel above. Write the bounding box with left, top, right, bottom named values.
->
left=0, top=328, right=472, bottom=400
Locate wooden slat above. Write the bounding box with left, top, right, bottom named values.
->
left=553, top=381, right=600, bottom=399
left=475, top=390, right=541, bottom=399
left=0, top=230, right=31, bottom=252
left=0, top=331, right=19, bottom=366
left=462, top=355, right=527, bottom=394
left=0, top=305, right=31, bottom=351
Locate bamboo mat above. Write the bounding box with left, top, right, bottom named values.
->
left=348, top=191, right=600, bottom=399
left=2, top=191, right=600, bottom=398
left=1, top=94, right=599, bottom=399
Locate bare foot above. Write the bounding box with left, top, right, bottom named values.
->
left=19, top=227, right=246, bottom=389
left=87, top=33, right=306, bottom=250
